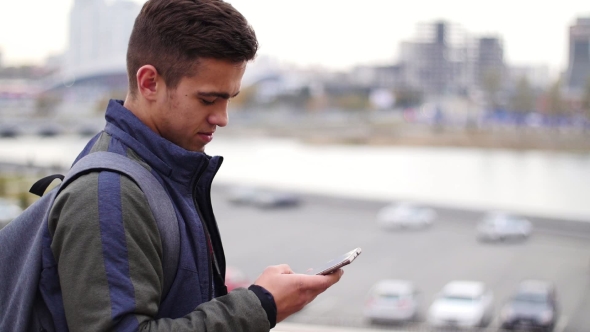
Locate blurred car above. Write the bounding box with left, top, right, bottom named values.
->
left=0, top=198, right=23, bottom=227
left=363, top=279, right=421, bottom=324
left=477, top=212, right=532, bottom=242
left=0, top=124, right=21, bottom=138
left=227, top=186, right=300, bottom=209
left=37, top=123, right=64, bottom=137
left=227, top=186, right=259, bottom=205
left=225, top=266, right=251, bottom=292
left=500, top=280, right=559, bottom=331
left=253, top=190, right=300, bottom=209
left=77, top=124, right=100, bottom=137
left=376, top=202, right=436, bottom=229
left=427, top=280, right=494, bottom=328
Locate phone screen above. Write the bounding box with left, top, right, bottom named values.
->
left=306, top=247, right=361, bottom=275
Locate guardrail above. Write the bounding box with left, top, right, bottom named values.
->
left=275, top=322, right=519, bottom=332
left=276, top=322, right=401, bottom=332
left=276, top=322, right=555, bottom=332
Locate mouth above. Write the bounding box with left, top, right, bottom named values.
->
left=198, top=131, right=214, bottom=143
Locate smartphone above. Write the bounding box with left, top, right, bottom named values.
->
left=306, top=247, right=362, bottom=275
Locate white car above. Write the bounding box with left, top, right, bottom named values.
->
left=477, top=212, right=532, bottom=242
left=427, top=280, right=494, bottom=328
left=377, top=202, right=436, bottom=229
left=227, top=186, right=260, bottom=205
left=363, top=279, right=420, bottom=324
left=227, top=186, right=300, bottom=209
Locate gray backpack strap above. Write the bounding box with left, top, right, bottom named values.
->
left=64, top=151, right=179, bottom=298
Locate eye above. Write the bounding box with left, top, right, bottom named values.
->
left=201, top=99, right=215, bottom=106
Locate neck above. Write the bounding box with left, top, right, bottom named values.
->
left=123, top=94, right=158, bottom=136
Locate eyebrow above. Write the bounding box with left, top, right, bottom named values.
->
left=196, top=91, right=240, bottom=99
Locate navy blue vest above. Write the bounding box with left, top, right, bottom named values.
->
left=40, top=100, right=226, bottom=329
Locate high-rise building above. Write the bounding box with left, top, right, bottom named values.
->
left=565, top=17, right=590, bottom=92
left=393, top=20, right=508, bottom=102
left=398, top=21, right=469, bottom=97
left=474, top=36, right=504, bottom=88
left=64, top=0, right=140, bottom=79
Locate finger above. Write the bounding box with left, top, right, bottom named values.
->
left=298, top=272, right=342, bottom=292
left=323, top=269, right=344, bottom=285
left=272, top=264, right=294, bottom=274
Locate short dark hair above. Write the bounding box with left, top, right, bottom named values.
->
left=126, top=0, right=258, bottom=96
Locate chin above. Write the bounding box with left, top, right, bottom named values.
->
left=191, top=145, right=206, bottom=153
left=178, top=140, right=205, bottom=152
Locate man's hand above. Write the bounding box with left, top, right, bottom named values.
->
left=253, top=264, right=343, bottom=323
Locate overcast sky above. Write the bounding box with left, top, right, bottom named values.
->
left=1, top=0, right=589, bottom=75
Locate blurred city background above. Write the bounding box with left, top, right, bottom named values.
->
left=1, top=0, right=590, bottom=331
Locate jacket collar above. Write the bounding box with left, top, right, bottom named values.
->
left=104, top=99, right=222, bottom=184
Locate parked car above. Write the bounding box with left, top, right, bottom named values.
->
left=363, top=279, right=421, bottom=324
left=227, top=185, right=300, bottom=209
left=427, top=280, right=494, bottom=328
left=252, top=190, right=300, bottom=209
left=227, top=186, right=259, bottom=205
left=500, top=280, right=559, bottom=331
left=77, top=124, right=100, bottom=137
left=37, top=123, right=64, bottom=137
left=376, top=202, right=436, bottom=229
left=0, top=124, right=21, bottom=138
left=477, top=212, right=532, bottom=242
left=225, top=266, right=251, bottom=292
left=0, top=198, right=23, bottom=228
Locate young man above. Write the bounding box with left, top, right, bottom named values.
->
left=45, top=0, right=342, bottom=331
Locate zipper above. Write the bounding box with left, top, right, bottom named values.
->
left=201, top=160, right=224, bottom=283
left=198, top=205, right=215, bottom=300
left=191, top=162, right=215, bottom=301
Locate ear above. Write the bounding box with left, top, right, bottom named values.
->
left=136, top=65, right=163, bottom=102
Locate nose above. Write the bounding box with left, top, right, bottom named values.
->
left=208, top=101, right=229, bottom=127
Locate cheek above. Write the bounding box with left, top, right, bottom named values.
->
left=165, top=95, right=188, bottom=120
left=159, top=97, right=184, bottom=131
left=163, top=94, right=202, bottom=132
left=173, top=103, right=202, bottom=131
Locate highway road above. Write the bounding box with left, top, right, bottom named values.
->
left=212, top=184, right=590, bottom=332
left=0, top=174, right=587, bottom=331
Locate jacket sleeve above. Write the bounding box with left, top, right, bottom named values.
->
left=48, top=171, right=270, bottom=332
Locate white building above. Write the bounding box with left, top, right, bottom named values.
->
left=64, top=0, right=141, bottom=79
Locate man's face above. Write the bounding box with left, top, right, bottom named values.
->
left=152, top=58, right=246, bottom=152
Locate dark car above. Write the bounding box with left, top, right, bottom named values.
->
left=37, top=123, right=64, bottom=137
left=500, top=280, right=558, bottom=331
left=0, top=124, right=21, bottom=138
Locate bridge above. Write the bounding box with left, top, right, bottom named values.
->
left=37, top=59, right=282, bottom=95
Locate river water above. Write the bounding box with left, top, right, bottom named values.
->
left=1, top=135, right=589, bottom=222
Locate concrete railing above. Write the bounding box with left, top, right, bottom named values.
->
left=275, top=323, right=405, bottom=332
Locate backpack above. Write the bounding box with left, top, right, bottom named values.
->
left=0, top=151, right=179, bottom=332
